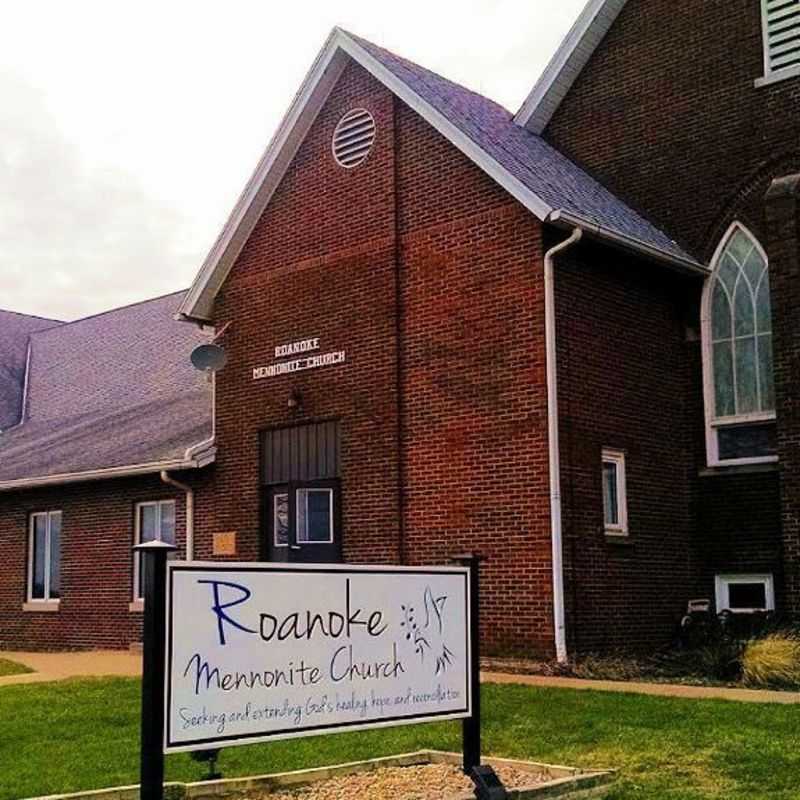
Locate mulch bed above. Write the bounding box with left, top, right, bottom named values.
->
left=252, top=763, right=546, bottom=799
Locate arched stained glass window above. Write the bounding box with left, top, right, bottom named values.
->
left=709, top=226, right=774, bottom=418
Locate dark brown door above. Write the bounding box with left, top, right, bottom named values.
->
left=261, top=421, right=342, bottom=564
left=264, top=481, right=341, bottom=563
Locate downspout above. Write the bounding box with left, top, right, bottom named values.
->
left=544, top=226, right=583, bottom=664
left=160, top=471, right=194, bottom=561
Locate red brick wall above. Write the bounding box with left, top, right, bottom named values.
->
left=544, top=0, right=800, bottom=261
left=195, top=60, right=555, bottom=656
left=554, top=236, right=697, bottom=652
left=766, top=175, right=800, bottom=616
left=0, top=474, right=192, bottom=651
left=544, top=0, right=791, bottom=618
left=395, top=102, right=552, bottom=656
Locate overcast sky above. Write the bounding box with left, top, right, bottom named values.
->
left=1, top=0, right=585, bottom=321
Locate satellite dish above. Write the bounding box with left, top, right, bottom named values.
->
left=191, top=343, right=227, bottom=373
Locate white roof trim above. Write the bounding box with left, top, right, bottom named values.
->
left=514, top=0, right=629, bottom=134
left=178, top=27, right=555, bottom=322
left=0, top=444, right=216, bottom=492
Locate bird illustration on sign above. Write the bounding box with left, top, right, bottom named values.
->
left=400, top=586, right=456, bottom=676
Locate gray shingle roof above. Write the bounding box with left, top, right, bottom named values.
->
left=0, top=310, right=61, bottom=431
left=348, top=32, right=695, bottom=264
left=0, top=292, right=213, bottom=487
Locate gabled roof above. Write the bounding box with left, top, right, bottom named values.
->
left=178, top=26, right=703, bottom=323
left=0, top=309, right=62, bottom=431
left=514, top=0, right=628, bottom=135
left=0, top=292, right=214, bottom=490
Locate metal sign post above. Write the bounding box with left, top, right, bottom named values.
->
left=453, top=554, right=509, bottom=800
left=134, top=540, right=176, bottom=800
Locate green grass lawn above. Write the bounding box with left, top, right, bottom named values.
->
left=1, top=678, right=799, bottom=800
left=0, top=657, right=33, bottom=677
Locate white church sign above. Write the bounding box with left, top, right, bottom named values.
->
left=164, top=562, right=471, bottom=752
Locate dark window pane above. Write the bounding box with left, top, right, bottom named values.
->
left=31, top=515, right=46, bottom=599
left=160, top=502, right=176, bottom=544
left=298, top=490, right=332, bottom=543
left=49, top=512, right=61, bottom=599
left=734, top=337, right=758, bottom=414
left=718, top=423, right=777, bottom=460
left=713, top=341, right=735, bottom=417
left=711, top=281, right=731, bottom=340
left=727, top=582, right=767, bottom=610
left=140, top=505, right=157, bottom=543
left=602, top=462, right=619, bottom=526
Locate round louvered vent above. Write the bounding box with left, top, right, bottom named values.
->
left=332, top=109, right=376, bottom=168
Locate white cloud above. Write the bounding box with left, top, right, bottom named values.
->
left=0, top=0, right=585, bottom=320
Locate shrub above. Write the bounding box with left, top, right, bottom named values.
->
left=741, top=633, right=800, bottom=688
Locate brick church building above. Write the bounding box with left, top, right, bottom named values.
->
left=1, top=0, right=799, bottom=659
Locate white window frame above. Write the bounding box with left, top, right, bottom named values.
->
left=715, top=573, right=775, bottom=614
left=27, top=510, right=61, bottom=605
left=701, top=222, right=778, bottom=467
left=756, top=0, right=800, bottom=87
left=602, top=449, right=628, bottom=536
left=133, top=500, right=176, bottom=602
left=296, top=488, right=335, bottom=544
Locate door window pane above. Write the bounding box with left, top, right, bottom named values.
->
left=297, top=489, right=333, bottom=543
left=49, top=512, right=61, bottom=599
left=273, top=493, right=289, bottom=547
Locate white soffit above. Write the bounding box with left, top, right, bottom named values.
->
left=514, top=0, right=629, bottom=134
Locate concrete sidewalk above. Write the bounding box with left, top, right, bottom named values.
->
left=482, top=670, right=800, bottom=704
left=0, top=649, right=141, bottom=686
left=3, top=649, right=799, bottom=704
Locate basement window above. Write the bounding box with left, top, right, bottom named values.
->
left=715, top=574, right=775, bottom=613
left=757, top=0, right=800, bottom=86
left=332, top=108, right=376, bottom=168
left=602, top=449, right=628, bottom=536
left=27, top=510, right=61, bottom=604
left=133, top=500, right=176, bottom=601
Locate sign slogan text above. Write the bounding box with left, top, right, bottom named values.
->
left=165, top=564, right=471, bottom=751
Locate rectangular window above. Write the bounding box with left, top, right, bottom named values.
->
left=602, top=449, right=628, bottom=535
left=715, top=574, right=775, bottom=613
left=28, top=511, right=61, bottom=602
left=759, top=0, right=800, bottom=85
left=134, top=500, right=176, bottom=601
left=296, top=488, right=334, bottom=544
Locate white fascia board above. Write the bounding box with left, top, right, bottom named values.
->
left=514, top=0, right=629, bottom=134
left=0, top=453, right=215, bottom=492
left=548, top=209, right=708, bottom=276
left=178, top=27, right=554, bottom=323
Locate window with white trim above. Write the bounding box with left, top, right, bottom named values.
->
left=28, top=511, right=61, bottom=602
left=702, top=223, right=777, bottom=465
left=133, top=500, right=175, bottom=601
left=602, top=449, right=628, bottom=535
left=715, top=573, right=775, bottom=613
left=759, top=0, right=800, bottom=84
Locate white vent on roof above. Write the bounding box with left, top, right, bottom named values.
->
left=762, top=0, right=800, bottom=77
left=332, top=109, right=376, bottom=168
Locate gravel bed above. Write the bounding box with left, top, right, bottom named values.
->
left=253, top=763, right=547, bottom=799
